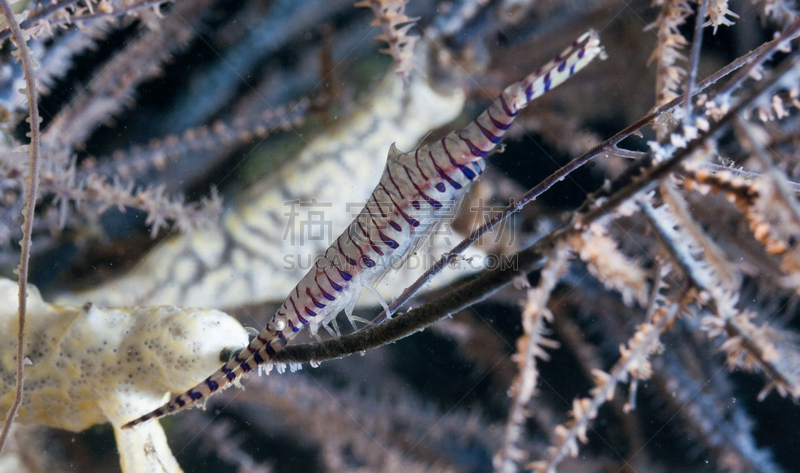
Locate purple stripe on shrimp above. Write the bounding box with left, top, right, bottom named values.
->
left=398, top=209, right=420, bottom=227
left=307, top=288, right=326, bottom=308
left=459, top=134, right=490, bottom=157
left=382, top=184, right=419, bottom=227
left=361, top=255, right=376, bottom=267
left=421, top=193, right=442, bottom=208
left=373, top=195, right=388, bottom=218
left=414, top=149, right=430, bottom=179
left=379, top=231, right=399, bottom=249
left=325, top=272, right=343, bottom=291
left=319, top=285, right=335, bottom=300
left=315, top=274, right=336, bottom=300
left=348, top=228, right=374, bottom=268
left=386, top=165, right=406, bottom=199
left=500, top=95, right=518, bottom=117
left=486, top=108, right=511, bottom=130
left=429, top=151, right=461, bottom=189
left=442, top=139, right=476, bottom=181
left=337, top=240, right=358, bottom=266
left=357, top=219, right=384, bottom=256
left=289, top=296, right=303, bottom=319
left=474, top=119, right=500, bottom=143
left=403, top=166, right=444, bottom=209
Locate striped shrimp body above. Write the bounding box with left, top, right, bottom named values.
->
left=122, top=30, right=604, bottom=429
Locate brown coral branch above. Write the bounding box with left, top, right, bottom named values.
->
left=0, top=0, right=41, bottom=455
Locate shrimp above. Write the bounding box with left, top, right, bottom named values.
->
left=122, top=30, right=605, bottom=429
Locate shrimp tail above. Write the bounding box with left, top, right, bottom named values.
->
left=121, top=324, right=282, bottom=429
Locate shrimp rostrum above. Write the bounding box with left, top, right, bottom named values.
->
left=123, top=30, right=605, bottom=429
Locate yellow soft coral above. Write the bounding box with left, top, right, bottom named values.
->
left=0, top=278, right=248, bottom=473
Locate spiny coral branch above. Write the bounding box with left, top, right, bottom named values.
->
left=50, top=0, right=172, bottom=26
left=706, top=0, right=738, bottom=32
left=54, top=174, right=223, bottom=238
left=661, top=180, right=742, bottom=292
left=754, top=0, right=798, bottom=28
left=86, top=99, right=310, bottom=181
left=0, top=0, right=41, bottom=455
left=41, top=0, right=213, bottom=153
left=641, top=191, right=800, bottom=400
left=0, top=0, right=80, bottom=44
left=530, top=301, right=681, bottom=473
left=494, top=243, right=569, bottom=473
left=705, top=311, right=800, bottom=400
left=647, top=0, right=692, bottom=114
left=0, top=0, right=170, bottom=46
left=0, top=163, right=223, bottom=243
left=568, top=224, right=649, bottom=306
left=355, top=0, right=420, bottom=76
